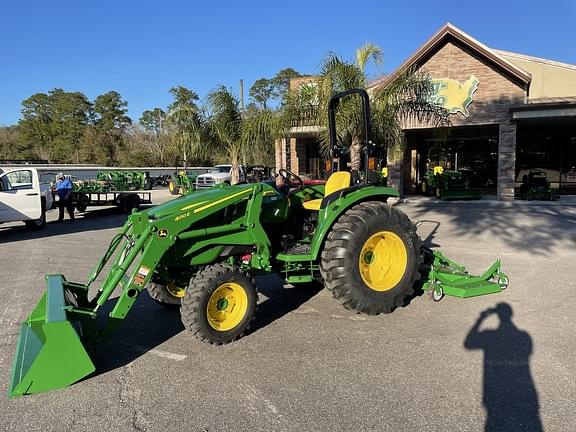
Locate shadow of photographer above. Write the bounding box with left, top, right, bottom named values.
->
left=464, top=303, right=543, bottom=432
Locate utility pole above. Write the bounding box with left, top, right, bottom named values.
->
left=240, top=79, right=244, bottom=110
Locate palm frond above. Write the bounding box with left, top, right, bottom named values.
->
left=356, top=43, right=383, bottom=73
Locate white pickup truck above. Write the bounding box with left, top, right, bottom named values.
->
left=195, top=164, right=246, bottom=189
left=0, top=167, right=54, bottom=229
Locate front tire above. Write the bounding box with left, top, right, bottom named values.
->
left=421, top=180, right=429, bottom=195
left=321, top=202, right=421, bottom=315
left=181, top=264, right=257, bottom=344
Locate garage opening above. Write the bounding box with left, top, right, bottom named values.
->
left=404, top=125, right=499, bottom=195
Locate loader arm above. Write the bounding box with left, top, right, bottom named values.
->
left=93, top=183, right=271, bottom=333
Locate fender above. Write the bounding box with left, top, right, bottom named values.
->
left=308, top=185, right=399, bottom=261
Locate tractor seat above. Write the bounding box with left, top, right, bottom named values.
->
left=302, top=171, right=351, bottom=211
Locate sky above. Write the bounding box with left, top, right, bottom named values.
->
left=1, top=0, right=575, bottom=126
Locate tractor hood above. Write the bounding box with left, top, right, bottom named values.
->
left=146, top=183, right=253, bottom=220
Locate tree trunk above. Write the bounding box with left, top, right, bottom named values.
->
left=350, top=135, right=362, bottom=171
left=231, top=162, right=240, bottom=184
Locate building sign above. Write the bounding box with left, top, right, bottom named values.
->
left=429, top=75, right=479, bottom=117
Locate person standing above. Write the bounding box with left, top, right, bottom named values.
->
left=56, top=173, right=75, bottom=223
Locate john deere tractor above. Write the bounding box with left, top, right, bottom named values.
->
left=420, top=148, right=481, bottom=200
left=9, top=89, right=508, bottom=397
left=168, top=170, right=199, bottom=195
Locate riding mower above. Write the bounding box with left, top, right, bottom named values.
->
left=519, top=169, right=558, bottom=201
left=8, top=89, right=508, bottom=397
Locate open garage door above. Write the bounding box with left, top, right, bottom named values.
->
left=405, top=125, right=499, bottom=195
left=517, top=118, right=576, bottom=195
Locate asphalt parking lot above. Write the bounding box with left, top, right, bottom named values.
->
left=1, top=191, right=575, bottom=431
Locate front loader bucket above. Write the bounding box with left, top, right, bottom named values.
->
left=8, top=275, right=95, bottom=397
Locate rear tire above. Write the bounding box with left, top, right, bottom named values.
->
left=320, top=201, right=421, bottom=315
left=181, top=264, right=257, bottom=344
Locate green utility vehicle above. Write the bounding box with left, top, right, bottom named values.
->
left=420, top=149, right=481, bottom=200
left=519, top=170, right=558, bottom=200
left=8, top=89, right=508, bottom=397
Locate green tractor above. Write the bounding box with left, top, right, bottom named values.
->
left=168, top=170, right=197, bottom=195
left=8, top=89, right=508, bottom=397
left=420, top=149, right=481, bottom=200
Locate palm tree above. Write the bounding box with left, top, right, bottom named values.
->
left=166, top=91, right=207, bottom=167
left=206, top=86, right=284, bottom=183
left=242, top=104, right=285, bottom=166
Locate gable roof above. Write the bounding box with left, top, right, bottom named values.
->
left=372, top=23, right=532, bottom=89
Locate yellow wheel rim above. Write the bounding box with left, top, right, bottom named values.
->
left=359, top=230, right=408, bottom=292
left=166, top=283, right=185, bottom=298
left=169, top=182, right=175, bottom=193
left=206, top=282, right=248, bottom=331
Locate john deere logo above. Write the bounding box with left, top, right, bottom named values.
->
left=158, top=229, right=168, bottom=238
left=429, top=75, right=479, bottom=117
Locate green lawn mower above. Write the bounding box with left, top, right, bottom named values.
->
left=519, top=170, right=558, bottom=201
left=8, top=89, right=508, bottom=397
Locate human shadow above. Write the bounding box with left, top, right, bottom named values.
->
left=464, top=303, right=543, bottom=432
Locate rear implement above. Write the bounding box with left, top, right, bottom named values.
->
left=421, top=248, right=508, bottom=302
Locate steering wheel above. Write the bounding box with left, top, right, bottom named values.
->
left=278, top=168, right=304, bottom=191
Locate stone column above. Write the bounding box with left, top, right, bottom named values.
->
left=289, top=137, right=301, bottom=175
left=386, top=147, right=404, bottom=196
left=498, top=122, right=517, bottom=200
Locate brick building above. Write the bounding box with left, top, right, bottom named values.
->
left=276, top=23, right=576, bottom=200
